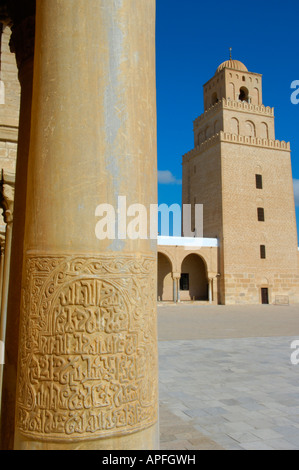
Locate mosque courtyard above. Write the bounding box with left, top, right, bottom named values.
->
left=158, top=304, right=299, bottom=450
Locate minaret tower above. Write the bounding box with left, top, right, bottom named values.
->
left=182, top=56, right=299, bottom=305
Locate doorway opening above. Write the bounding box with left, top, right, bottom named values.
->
left=261, top=288, right=269, bottom=305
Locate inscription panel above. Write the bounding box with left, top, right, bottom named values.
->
left=275, top=295, right=289, bottom=306
left=16, top=254, right=157, bottom=440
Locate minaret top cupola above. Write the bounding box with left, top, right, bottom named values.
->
left=203, top=52, right=263, bottom=111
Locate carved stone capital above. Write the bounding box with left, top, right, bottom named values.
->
left=172, top=272, right=181, bottom=280
left=0, top=171, right=15, bottom=226
left=208, top=272, right=219, bottom=280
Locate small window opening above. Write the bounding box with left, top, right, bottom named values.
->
left=239, top=86, right=249, bottom=102
left=260, top=245, right=266, bottom=259
left=256, top=174, right=263, bottom=189
left=257, top=207, right=265, bottom=222
left=180, top=273, right=189, bottom=291
left=211, top=92, right=219, bottom=105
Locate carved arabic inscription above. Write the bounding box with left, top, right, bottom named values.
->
left=16, top=254, right=157, bottom=440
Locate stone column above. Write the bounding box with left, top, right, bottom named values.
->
left=0, top=171, right=15, bottom=413
left=177, top=278, right=181, bottom=303
left=14, top=0, right=158, bottom=451
left=0, top=171, right=15, bottom=344
left=173, top=277, right=177, bottom=303
left=208, top=279, right=213, bottom=304
left=208, top=275, right=218, bottom=305
left=0, top=5, right=35, bottom=450
left=172, top=273, right=180, bottom=303
left=212, top=277, right=218, bottom=305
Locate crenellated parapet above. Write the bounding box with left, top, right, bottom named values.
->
left=194, top=98, right=274, bottom=129
left=220, top=131, right=290, bottom=151
left=183, top=131, right=290, bottom=162
left=222, top=99, right=274, bottom=116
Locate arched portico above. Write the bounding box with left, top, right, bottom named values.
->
left=157, top=238, right=219, bottom=304
left=157, top=251, right=173, bottom=301
left=180, top=253, right=209, bottom=301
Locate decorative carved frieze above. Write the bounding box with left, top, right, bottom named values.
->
left=16, top=253, right=158, bottom=441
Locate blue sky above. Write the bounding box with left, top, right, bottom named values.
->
left=156, top=0, right=299, bottom=239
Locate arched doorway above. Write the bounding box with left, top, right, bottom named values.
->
left=180, top=254, right=208, bottom=301
left=157, top=252, right=173, bottom=301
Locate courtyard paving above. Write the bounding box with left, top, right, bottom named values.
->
left=158, top=304, right=299, bottom=450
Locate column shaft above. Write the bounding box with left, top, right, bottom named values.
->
left=0, top=173, right=15, bottom=349
left=173, top=277, right=177, bottom=303
left=177, top=279, right=180, bottom=303
left=212, top=277, right=218, bottom=305
left=208, top=279, right=213, bottom=304
left=0, top=172, right=15, bottom=446
left=14, top=0, right=158, bottom=450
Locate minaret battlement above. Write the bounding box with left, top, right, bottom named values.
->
left=183, top=131, right=290, bottom=162
left=194, top=98, right=274, bottom=129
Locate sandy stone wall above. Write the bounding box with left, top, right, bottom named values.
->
left=224, top=272, right=299, bottom=305
left=220, top=139, right=299, bottom=304
left=182, top=141, right=223, bottom=240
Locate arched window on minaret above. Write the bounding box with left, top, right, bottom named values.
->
left=211, top=92, right=218, bottom=106
left=252, top=87, right=260, bottom=105
left=231, top=117, right=239, bottom=135
left=214, top=120, right=221, bottom=134
left=205, top=125, right=213, bottom=139
left=239, top=86, right=249, bottom=103
left=245, top=120, right=256, bottom=137
left=260, top=122, right=269, bottom=140
left=229, top=82, right=235, bottom=101
left=198, top=131, right=205, bottom=146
